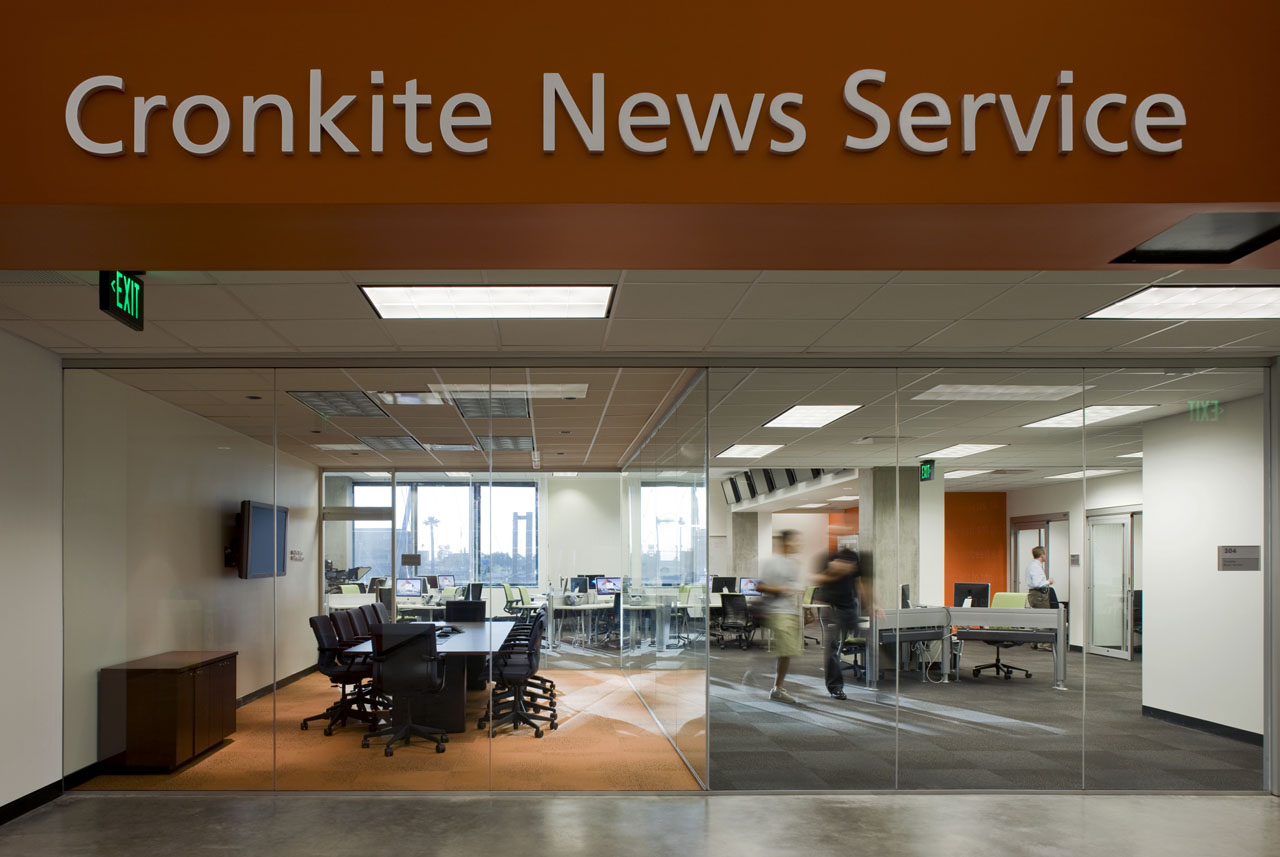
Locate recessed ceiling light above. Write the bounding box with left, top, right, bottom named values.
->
left=373, top=391, right=445, bottom=406
left=553, top=472, right=579, bottom=477
left=357, top=436, right=426, bottom=451
left=478, top=436, right=535, bottom=451
left=363, top=472, right=389, bottom=478
left=1117, top=451, right=1144, bottom=459
left=1087, top=285, right=1280, bottom=319
left=716, top=444, right=783, bottom=459
left=764, top=405, right=862, bottom=428
left=426, top=443, right=478, bottom=452
left=912, top=384, right=1090, bottom=402
left=1046, top=470, right=1125, bottom=480
left=1111, top=212, right=1280, bottom=264
left=829, top=495, right=859, bottom=502
left=445, top=472, right=470, bottom=477
left=314, top=443, right=369, bottom=451
left=796, top=503, right=827, bottom=509
left=944, top=469, right=993, bottom=480
left=290, top=390, right=387, bottom=418
left=362, top=285, right=614, bottom=319
left=1023, top=405, right=1156, bottom=429
left=455, top=393, right=531, bottom=419
left=919, top=443, right=1006, bottom=459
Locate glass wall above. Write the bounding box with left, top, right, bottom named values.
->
left=60, top=361, right=1268, bottom=792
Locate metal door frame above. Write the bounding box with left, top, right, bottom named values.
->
left=1010, top=512, right=1068, bottom=593
left=1085, top=512, right=1134, bottom=661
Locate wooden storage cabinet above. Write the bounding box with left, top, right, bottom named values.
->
left=98, top=651, right=238, bottom=771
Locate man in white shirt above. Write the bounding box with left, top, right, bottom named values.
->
left=1025, top=545, right=1053, bottom=608
left=756, top=529, right=804, bottom=703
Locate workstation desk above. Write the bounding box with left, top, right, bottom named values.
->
left=865, top=606, right=1068, bottom=690
left=344, top=620, right=516, bottom=732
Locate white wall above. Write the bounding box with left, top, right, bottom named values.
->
left=1007, top=471, right=1142, bottom=646
left=772, top=512, right=829, bottom=577
left=544, top=475, right=623, bottom=587
left=0, top=331, right=62, bottom=805
left=62, top=371, right=321, bottom=775
left=919, top=474, right=945, bottom=605
left=1143, top=396, right=1264, bottom=734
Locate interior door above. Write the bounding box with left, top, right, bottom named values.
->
left=1011, top=522, right=1048, bottom=592
left=1086, top=514, right=1132, bottom=660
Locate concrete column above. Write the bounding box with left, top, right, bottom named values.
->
left=859, top=466, right=921, bottom=610
left=919, top=467, right=946, bottom=605
left=731, top=511, right=759, bottom=578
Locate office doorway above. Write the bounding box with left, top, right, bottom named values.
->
left=1085, top=510, right=1140, bottom=661
left=1009, top=514, right=1069, bottom=596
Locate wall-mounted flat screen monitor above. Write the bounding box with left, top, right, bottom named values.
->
left=396, top=578, right=423, bottom=598
left=953, top=582, right=991, bottom=608
left=738, top=577, right=761, bottom=596
left=235, top=501, right=288, bottom=579
left=722, top=479, right=740, bottom=505
left=711, top=576, right=736, bottom=593
left=437, top=574, right=456, bottom=588
left=596, top=577, right=622, bottom=595
left=741, top=471, right=758, bottom=498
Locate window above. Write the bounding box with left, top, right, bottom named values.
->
left=639, top=483, right=705, bottom=585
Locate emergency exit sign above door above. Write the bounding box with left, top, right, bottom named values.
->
left=98, top=270, right=143, bottom=330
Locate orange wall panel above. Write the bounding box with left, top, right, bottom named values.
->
left=828, top=509, right=859, bottom=554
left=944, top=493, right=1007, bottom=600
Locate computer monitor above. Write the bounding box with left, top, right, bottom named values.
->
left=466, top=582, right=484, bottom=601
left=711, top=576, right=736, bottom=593
left=952, top=582, right=991, bottom=608
left=584, top=574, right=604, bottom=589
left=437, top=574, right=456, bottom=588
left=738, top=577, right=761, bottom=596
left=595, top=576, right=622, bottom=595
left=569, top=576, right=589, bottom=593
left=395, top=578, right=423, bottom=598
left=424, top=575, right=439, bottom=589
left=900, top=584, right=911, bottom=609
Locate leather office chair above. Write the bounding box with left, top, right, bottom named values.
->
left=479, top=613, right=557, bottom=737
left=301, top=615, right=376, bottom=735
left=361, top=623, right=449, bottom=756
left=972, top=591, right=1034, bottom=680
left=444, top=600, right=488, bottom=689
left=358, top=603, right=381, bottom=631
left=714, top=593, right=754, bottom=649
left=349, top=607, right=373, bottom=640
left=330, top=609, right=365, bottom=647
left=371, top=601, right=392, bottom=624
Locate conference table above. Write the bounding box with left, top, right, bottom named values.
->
left=345, top=620, right=517, bottom=733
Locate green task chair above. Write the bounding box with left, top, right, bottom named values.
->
left=972, top=591, right=1034, bottom=680
left=802, top=585, right=823, bottom=647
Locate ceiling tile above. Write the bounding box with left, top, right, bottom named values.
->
left=0, top=319, right=89, bottom=349
left=483, top=270, right=620, bottom=284
left=224, top=283, right=376, bottom=319
left=44, top=319, right=189, bottom=349
left=710, top=319, right=834, bottom=347
left=157, top=320, right=291, bottom=349
left=852, top=283, right=1012, bottom=319
left=1018, top=320, right=1176, bottom=348
left=0, top=284, right=100, bottom=319
left=605, top=319, right=720, bottom=348
left=270, top=320, right=393, bottom=348
left=145, top=284, right=256, bottom=321
left=498, top=319, right=606, bottom=348
left=813, top=319, right=951, bottom=348
left=623, top=270, right=758, bottom=283
left=733, top=283, right=879, bottom=319
left=383, top=319, right=499, bottom=348
left=612, top=283, right=748, bottom=318
left=754, top=271, right=898, bottom=284
left=1115, top=319, right=1280, bottom=348
left=914, top=319, right=1062, bottom=348
left=346, top=270, right=486, bottom=284
left=1160, top=269, right=1280, bottom=285
left=891, top=271, right=1035, bottom=284
left=967, top=283, right=1146, bottom=320
left=212, top=271, right=351, bottom=284
left=1021, top=270, right=1175, bottom=285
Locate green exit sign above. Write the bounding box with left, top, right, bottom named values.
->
left=99, top=270, right=144, bottom=331
left=920, top=459, right=935, bottom=482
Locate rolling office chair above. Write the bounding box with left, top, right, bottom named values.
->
left=479, top=613, right=557, bottom=738
left=330, top=609, right=367, bottom=647
left=445, top=600, right=489, bottom=690
left=301, top=615, right=377, bottom=735
left=714, top=593, right=754, bottom=649
left=371, top=601, right=392, bottom=624
left=348, top=607, right=373, bottom=640
left=972, top=591, right=1034, bottom=680
left=501, top=583, right=522, bottom=616
left=358, top=603, right=381, bottom=631
left=361, top=624, right=449, bottom=756
left=802, top=585, right=823, bottom=647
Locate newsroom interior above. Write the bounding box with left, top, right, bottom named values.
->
left=61, top=365, right=1265, bottom=791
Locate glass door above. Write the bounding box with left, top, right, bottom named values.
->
left=1086, top=514, right=1132, bottom=660
left=1011, top=520, right=1049, bottom=593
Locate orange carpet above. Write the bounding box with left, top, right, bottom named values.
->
left=78, top=669, right=704, bottom=791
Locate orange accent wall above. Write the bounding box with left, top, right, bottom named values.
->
left=828, top=509, right=859, bottom=553
left=944, top=493, right=1007, bottom=599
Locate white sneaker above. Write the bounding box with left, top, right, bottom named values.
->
left=769, top=687, right=797, bottom=704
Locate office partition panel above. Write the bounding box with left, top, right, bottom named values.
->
left=1082, top=368, right=1265, bottom=790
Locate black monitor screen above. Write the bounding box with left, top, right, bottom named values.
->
left=711, top=576, right=736, bottom=593
left=569, top=577, right=589, bottom=593
left=952, top=582, right=991, bottom=608
left=237, top=501, right=288, bottom=579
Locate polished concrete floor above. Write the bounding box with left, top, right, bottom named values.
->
left=2, top=793, right=1278, bottom=856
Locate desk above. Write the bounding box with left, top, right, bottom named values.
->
left=544, top=595, right=613, bottom=647
left=396, top=602, right=445, bottom=619
left=866, top=606, right=1067, bottom=690
left=345, top=621, right=516, bottom=732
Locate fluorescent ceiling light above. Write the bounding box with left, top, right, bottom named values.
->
left=445, top=472, right=470, bottom=477
left=363, top=472, right=389, bottom=479
left=1111, top=212, right=1280, bottom=264
left=436, top=384, right=589, bottom=400
left=314, top=443, right=368, bottom=451
left=289, top=390, right=387, bottom=418
left=478, top=436, right=535, bottom=451
left=764, top=404, right=862, bottom=428
left=1117, top=451, right=1144, bottom=459
left=1046, top=470, right=1125, bottom=480
left=944, top=469, right=993, bottom=480
left=1087, top=285, right=1280, bottom=319
left=796, top=503, right=827, bottom=509
left=427, top=443, right=477, bottom=452
left=1023, top=405, right=1156, bottom=429
left=553, top=472, right=579, bottom=477
left=716, top=444, right=783, bottom=459
left=920, top=443, right=1006, bottom=459
left=912, top=384, right=1090, bottom=402
left=372, top=391, right=445, bottom=406
left=362, top=285, right=614, bottom=319
left=358, top=435, right=426, bottom=451
left=828, top=495, right=859, bottom=502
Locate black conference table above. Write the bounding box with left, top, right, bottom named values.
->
left=344, top=620, right=516, bottom=733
